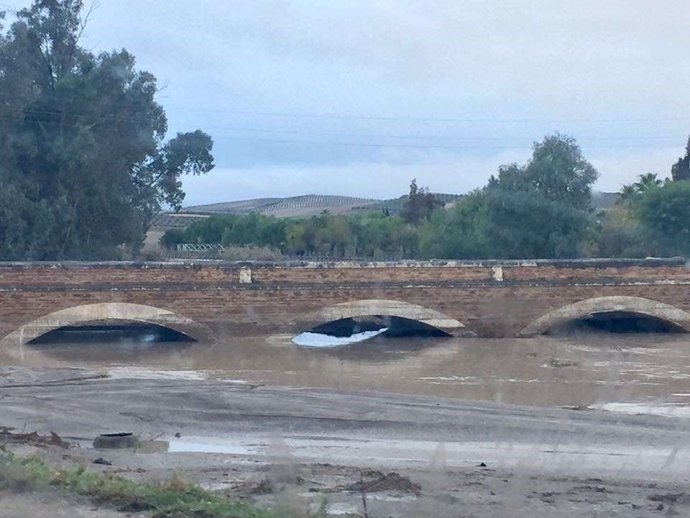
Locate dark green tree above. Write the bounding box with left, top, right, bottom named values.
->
left=417, top=191, right=489, bottom=259
left=618, top=183, right=639, bottom=205
left=0, top=0, right=214, bottom=259
left=635, top=173, right=663, bottom=192
left=400, top=179, right=440, bottom=225
left=636, top=180, right=690, bottom=256
left=618, top=173, right=663, bottom=207
left=159, top=228, right=186, bottom=250
left=671, top=137, right=690, bottom=182
left=487, top=134, right=598, bottom=209
left=594, top=205, right=650, bottom=258
left=484, top=134, right=598, bottom=258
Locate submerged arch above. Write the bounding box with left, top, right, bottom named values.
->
left=302, top=299, right=467, bottom=336
left=519, top=296, right=690, bottom=337
left=1, top=302, right=212, bottom=346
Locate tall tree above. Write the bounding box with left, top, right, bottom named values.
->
left=618, top=183, right=639, bottom=205
left=636, top=180, right=690, bottom=256
left=618, top=173, right=663, bottom=207
left=0, top=0, right=214, bottom=259
left=484, top=134, right=598, bottom=258
left=400, top=179, right=440, bottom=225
left=635, top=173, right=663, bottom=193
left=487, top=134, right=598, bottom=209
left=671, top=136, right=690, bottom=182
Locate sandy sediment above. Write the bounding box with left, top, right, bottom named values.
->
left=2, top=366, right=690, bottom=517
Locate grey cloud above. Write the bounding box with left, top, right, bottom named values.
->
left=3, top=0, right=689, bottom=202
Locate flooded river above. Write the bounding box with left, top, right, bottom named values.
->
left=4, top=331, right=690, bottom=413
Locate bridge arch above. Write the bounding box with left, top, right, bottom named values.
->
left=1, top=302, right=212, bottom=346
left=300, top=299, right=467, bottom=336
left=518, top=296, right=690, bottom=337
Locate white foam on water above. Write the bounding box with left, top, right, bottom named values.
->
left=291, top=328, right=388, bottom=348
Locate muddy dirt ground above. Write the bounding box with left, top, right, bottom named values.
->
left=2, top=366, right=690, bottom=517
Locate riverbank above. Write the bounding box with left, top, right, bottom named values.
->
left=2, top=366, right=690, bottom=517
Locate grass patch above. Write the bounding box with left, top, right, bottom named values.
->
left=0, top=450, right=52, bottom=493
left=0, top=448, right=326, bottom=517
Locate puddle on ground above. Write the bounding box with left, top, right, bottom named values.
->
left=106, top=367, right=208, bottom=381
left=168, top=438, right=258, bottom=455
left=591, top=400, right=690, bottom=418
left=326, top=502, right=360, bottom=515
left=149, top=434, right=690, bottom=479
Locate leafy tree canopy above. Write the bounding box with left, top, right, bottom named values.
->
left=488, top=134, right=599, bottom=209
left=618, top=173, right=664, bottom=205
left=0, top=0, right=214, bottom=259
left=636, top=180, right=690, bottom=256
left=160, top=134, right=689, bottom=262
left=417, top=191, right=489, bottom=259
left=400, top=179, right=441, bottom=225
left=484, top=134, right=599, bottom=258
left=671, top=136, right=690, bottom=182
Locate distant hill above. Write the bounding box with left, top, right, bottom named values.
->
left=181, top=194, right=378, bottom=218
left=180, top=193, right=461, bottom=218
left=352, top=193, right=461, bottom=215
left=181, top=197, right=284, bottom=215
left=151, top=191, right=620, bottom=229
left=151, top=194, right=381, bottom=229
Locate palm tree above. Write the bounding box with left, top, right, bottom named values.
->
left=619, top=173, right=664, bottom=206
left=635, top=173, right=663, bottom=193
left=618, top=184, right=638, bottom=205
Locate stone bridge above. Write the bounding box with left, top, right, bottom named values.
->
left=0, top=258, right=689, bottom=346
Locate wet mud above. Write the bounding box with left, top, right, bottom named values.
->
left=3, top=329, right=690, bottom=516
left=3, top=367, right=690, bottom=517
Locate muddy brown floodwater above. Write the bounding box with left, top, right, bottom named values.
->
left=4, top=331, right=690, bottom=413
left=5, top=332, right=690, bottom=517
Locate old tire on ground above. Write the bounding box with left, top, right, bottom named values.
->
left=93, top=433, right=139, bottom=449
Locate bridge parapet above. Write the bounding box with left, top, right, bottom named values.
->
left=0, top=257, right=687, bottom=288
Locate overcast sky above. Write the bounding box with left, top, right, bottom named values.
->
left=3, top=0, right=690, bottom=205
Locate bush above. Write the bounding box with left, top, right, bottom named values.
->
left=222, top=245, right=284, bottom=261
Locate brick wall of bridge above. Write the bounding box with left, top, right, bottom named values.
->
left=0, top=258, right=688, bottom=339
